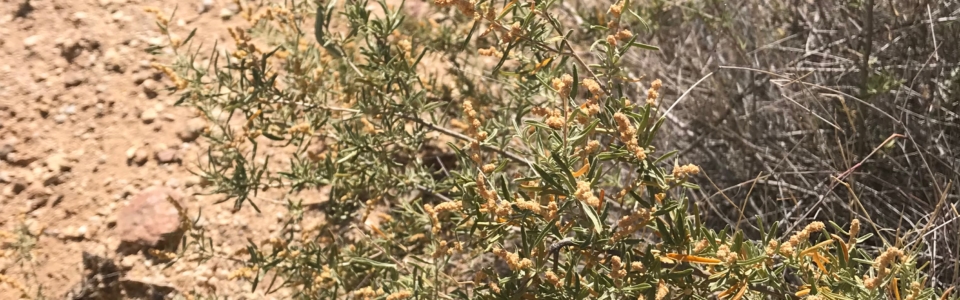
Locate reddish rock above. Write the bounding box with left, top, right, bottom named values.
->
left=116, top=186, right=184, bottom=248
left=155, top=149, right=180, bottom=164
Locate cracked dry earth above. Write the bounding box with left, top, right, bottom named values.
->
left=1, top=0, right=334, bottom=298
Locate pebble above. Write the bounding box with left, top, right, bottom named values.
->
left=116, top=186, right=185, bottom=248
left=23, top=35, right=41, bottom=48
left=3, top=182, right=27, bottom=196
left=64, top=74, right=85, bottom=87
left=183, top=175, right=207, bottom=187
left=54, top=114, right=68, bottom=124
left=0, top=138, right=14, bottom=159
left=62, top=104, right=77, bottom=115
left=25, top=219, right=44, bottom=236
left=155, top=149, right=179, bottom=164
left=198, top=0, right=214, bottom=14
left=60, top=225, right=86, bottom=240
left=46, top=153, right=73, bottom=172
left=140, top=108, right=158, bottom=124
left=219, top=8, right=234, bottom=19
left=131, top=148, right=150, bottom=166
left=177, top=117, right=206, bottom=142
left=120, top=255, right=138, bottom=269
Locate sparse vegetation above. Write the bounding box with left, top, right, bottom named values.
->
left=131, top=0, right=960, bottom=299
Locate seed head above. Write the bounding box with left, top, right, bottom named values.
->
left=575, top=181, right=601, bottom=209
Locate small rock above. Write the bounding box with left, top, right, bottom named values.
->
left=116, top=186, right=185, bottom=248
left=183, top=175, right=207, bottom=187
left=177, top=118, right=206, bottom=142
left=164, top=178, right=180, bottom=188
left=155, top=149, right=179, bottom=164
left=64, top=74, right=85, bottom=87
left=23, top=35, right=41, bottom=48
left=25, top=219, right=44, bottom=236
left=219, top=8, right=234, bottom=19
left=46, top=153, right=73, bottom=172
left=3, top=181, right=27, bottom=196
left=142, top=80, right=159, bottom=99
left=120, top=255, right=138, bottom=269
left=60, top=225, right=86, bottom=240
left=0, top=139, right=13, bottom=160
left=62, top=104, right=77, bottom=115
left=130, top=148, right=150, bottom=166
left=53, top=114, right=68, bottom=124
left=103, top=49, right=124, bottom=73
left=140, top=109, right=158, bottom=124
left=0, top=171, right=11, bottom=183
left=198, top=0, right=214, bottom=14
left=41, top=172, right=63, bottom=186
left=126, top=146, right=139, bottom=159
left=71, top=12, right=88, bottom=23
left=27, top=197, right=48, bottom=212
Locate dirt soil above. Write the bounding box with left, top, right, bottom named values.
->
left=0, top=0, right=317, bottom=298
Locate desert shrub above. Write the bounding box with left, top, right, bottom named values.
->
left=148, top=0, right=956, bottom=299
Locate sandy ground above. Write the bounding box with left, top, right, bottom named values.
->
left=0, top=0, right=312, bottom=298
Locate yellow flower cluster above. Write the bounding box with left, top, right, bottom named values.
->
left=424, top=200, right=462, bottom=234
left=779, top=222, right=825, bottom=257
left=543, top=196, right=559, bottom=221
left=765, top=240, right=779, bottom=256
left=905, top=281, right=922, bottom=300
left=715, top=244, right=738, bottom=265
left=610, top=256, right=627, bottom=279
left=646, top=79, right=663, bottom=105
left=462, top=100, right=483, bottom=137
left=609, top=1, right=624, bottom=18
left=386, top=290, right=413, bottom=300
left=143, top=7, right=169, bottom=27
left=655, top=279, right=669, bottom=300
left=478, top=46, right=504, bottom=58
left=432, top=240, right=464, bottom=258
left=515, top=197, right=541, bottom=214
left=613, top=207, right=654, bottom=241
left=552, top=74, right=575, bottom=99
left=493, top=247, right=532, bottom=271
left=582, top=79, right=603, bottom=97
left=227, top=26, right=259, bottom=58
left=613, top=113, right=647, bottom=160
left=481, top=163, right=496, bottom=173
left=544, top=270, right=563, bottom=288
left=462, top=100, right=491, bottom=164
left=863, top=247, right=904, bottom=289
left=631, top=261, right=645, bottom=273
left=848, top=218, right=860, bottom=245
left=578, top=79, right=603, bottom=123
left=575, top=181, right=601, bottom=209
left=504, top=22, right=524, bottom=43
left=353, top=286, right=385, bottom=300
left=583, top=140, right=601, bottom=155
left=671, top=163, right=700, bottom=180
left=693, top=239, right=710, bottom=254
left=434, top=0, right=477, bottom=18
left=150, top=62, right=188, bottom=91
left=229, top=265, right=260, bottom=280
left=313, top=265, right=334, bottom=288
left=606, top=35, right=618, bottom=46
left=545, top=111, right=565, bottom=129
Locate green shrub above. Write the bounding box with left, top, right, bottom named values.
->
left=149, top=0, right=954, bottom=299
